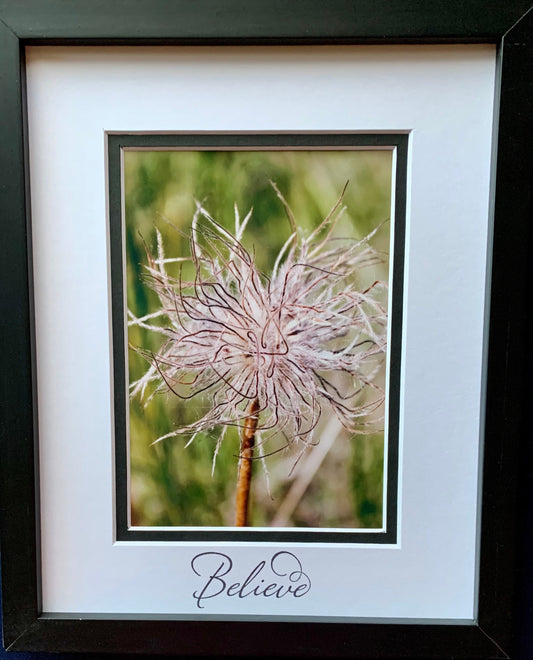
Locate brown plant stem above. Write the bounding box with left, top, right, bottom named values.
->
left=235, top=398, right=260, bottom=527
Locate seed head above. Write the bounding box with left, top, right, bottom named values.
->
left=129, top=184, right=388, bottom=465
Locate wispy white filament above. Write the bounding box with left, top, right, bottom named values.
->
left=129, top=187, right=388, bottom=460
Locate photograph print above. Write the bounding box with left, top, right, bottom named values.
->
left=110, top=134, right=405, bottom=540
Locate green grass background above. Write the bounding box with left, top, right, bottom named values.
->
left=125, top=149, right=392, bottom=529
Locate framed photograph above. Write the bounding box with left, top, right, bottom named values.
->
left=1, top=2, right=532, bottom=657
left=110, top=133, right=405, bottom=543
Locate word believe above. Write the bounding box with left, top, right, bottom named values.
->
left=190, top=551, right=311, bottom=609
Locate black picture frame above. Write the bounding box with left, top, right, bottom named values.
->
left=0, top=1, right=532, bottom=657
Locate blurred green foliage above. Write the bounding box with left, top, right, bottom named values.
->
left=125, top=148, right=391, bottom=529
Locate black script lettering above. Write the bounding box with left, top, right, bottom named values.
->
left=238, top=560, right=266, bottom=597
left=191, top=552, right=233, bottom=609
left=190, top=550, right=312, bottom=608
left=270, top=551, right=311, bottom=598
left=226, top=582, right=241, bottom=597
